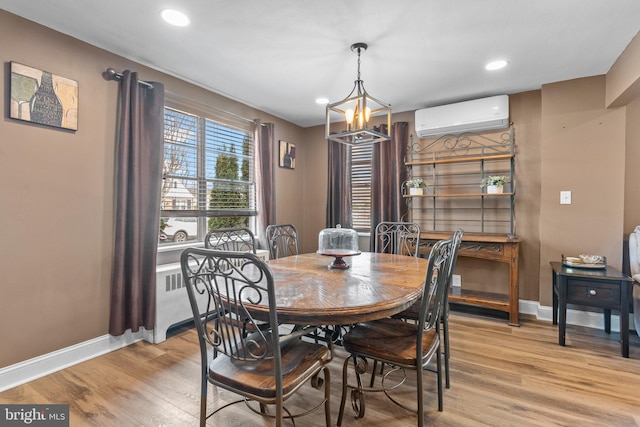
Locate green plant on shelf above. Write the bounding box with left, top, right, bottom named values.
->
left=480, top=175, right=509, bottom=187
left=406, top=178, right=428, bottom=188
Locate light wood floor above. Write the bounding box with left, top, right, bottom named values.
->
left=2, top=311, right=640, bottom=426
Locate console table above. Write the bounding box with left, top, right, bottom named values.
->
left=418, top=232, right=520, bottom=326
left=550, top=261, right=632, bottom=358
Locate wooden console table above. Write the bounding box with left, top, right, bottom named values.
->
left=418, top=231, right=520, bottom=326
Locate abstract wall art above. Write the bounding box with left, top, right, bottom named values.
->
left=10, top=62, right=78, bottom=131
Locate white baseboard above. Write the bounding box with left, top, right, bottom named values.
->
left=1, top=300, right=634, bottom=393
left=528, top=300, right=634, bottom=332
left=0, top=329, right=147, bottom=393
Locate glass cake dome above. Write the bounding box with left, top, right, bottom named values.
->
left=317, top=224, right=360, bottom=269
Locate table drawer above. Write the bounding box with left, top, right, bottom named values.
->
left=566, top=279, right=620, bottom=306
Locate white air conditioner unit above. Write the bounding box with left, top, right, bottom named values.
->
left=415, top=95, right=509, bottom=138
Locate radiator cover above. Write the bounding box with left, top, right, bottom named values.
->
left=148, top=249, right=269, bottom=343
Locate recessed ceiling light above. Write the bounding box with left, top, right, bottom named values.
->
left=485, top=60, right=508, bottom=71
left=315, top=98, right=329, bottom=105
left=161, top=9, right=190, bottom=27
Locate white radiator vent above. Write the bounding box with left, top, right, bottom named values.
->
left=148, top=249, right=269, bottom=343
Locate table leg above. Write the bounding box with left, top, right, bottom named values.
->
left=621, top=281, right=630, bottom=358
left=604, top=309, right=611, bottom=334
left=558, top=276, right=567, bottom=346
left=552, top=270, right=558, bottom=325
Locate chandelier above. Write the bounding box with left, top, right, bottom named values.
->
left=325, top=42, right=391, bottom=145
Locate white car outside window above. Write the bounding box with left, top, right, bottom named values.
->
left=162, top=217, right=198, bottom=242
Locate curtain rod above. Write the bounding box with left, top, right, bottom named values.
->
left=104, top=68, right=153, bottom=89
left=106, top=67, right=267, bottom=127
left=165, top=90, right=267, bottom=127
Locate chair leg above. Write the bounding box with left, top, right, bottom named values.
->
left=323, top=366, right=332, bottom=427
left=436, top=342, right=443, bottom=412
left=199, top=380, right=207, bottom=427
left=275, top=397, right=283, bottom=427
left=337, top=356, right=352, bottom=426
left=417, top=366, right=424, bottom=427
left=443, top=307, right=451, bottom=389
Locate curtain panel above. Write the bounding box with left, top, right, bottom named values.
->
left=370, top=122, right=409, bottom=250
left=109, top=71, right=165, bottom=336
left=326, top=140, right=352, bottom=228
left=255, top=120, right=275, bottom=248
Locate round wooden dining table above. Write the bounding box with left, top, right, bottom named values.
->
left=250, top=252, right=428, bottom=325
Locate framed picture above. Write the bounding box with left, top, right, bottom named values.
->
left=9, top=62, right=79, bottom=130
left=279, top=140, right=295, bottom=169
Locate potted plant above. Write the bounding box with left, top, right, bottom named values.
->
left=406, top=178, right=428, bottom=195
left=481, top=175, right=509, bottom=194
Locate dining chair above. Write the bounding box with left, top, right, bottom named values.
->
left=368, top=221, right=421, bottom=383
left=181, top=248, right=332, bottom=427
left=204, top=227, right=257, bottom=253
left=394, top=229, right=463, bottom=389
left=374, top=221, right=421, bottom=256
left=337, top=236, right=456, bottom=427
left=265, top=223, right=300, bottom=259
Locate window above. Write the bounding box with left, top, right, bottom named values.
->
left=351, top=144, right=372, bottom=231
left=160, top=106, right=256, bottom=245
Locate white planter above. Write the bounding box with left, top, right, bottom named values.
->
left=409, top=187, right=424, bottom=196
left=487, top=185, right=504, bottom=194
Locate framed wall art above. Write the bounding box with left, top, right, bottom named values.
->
left=9, top=62, right=78, bottom=131
left=279, top=140, right=295, bottom=169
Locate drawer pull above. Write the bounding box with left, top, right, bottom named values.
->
left=589, top=289, right=597, bottom=296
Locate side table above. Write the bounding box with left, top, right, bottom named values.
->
left=550, top=261, right=632, bottom=358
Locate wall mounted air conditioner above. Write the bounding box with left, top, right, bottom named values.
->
left=415, top=95, right=509, bottom=138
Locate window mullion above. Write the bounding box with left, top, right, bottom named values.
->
left=196, top=117, right=207, bottom=239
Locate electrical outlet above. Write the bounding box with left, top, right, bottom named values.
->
left=452, top=274, right=461, bottom=288
left=560, top=191, right=571, bottom=205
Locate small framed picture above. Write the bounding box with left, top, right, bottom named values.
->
left=279, top=140, right=295, bottom=169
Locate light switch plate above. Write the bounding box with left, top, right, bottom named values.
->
left=452, top=274, right=461, bottom=287
left=560, top=191, right=571, bottom=205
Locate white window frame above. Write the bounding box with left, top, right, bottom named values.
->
left=159, top=104, right=256, bottom=248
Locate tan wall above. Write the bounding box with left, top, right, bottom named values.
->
left=0, top=11, right=306, bottom=368
left=539, top=76, right=626, bottom=306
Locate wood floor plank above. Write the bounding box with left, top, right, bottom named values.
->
left=1, top=312, right=639, bottom=426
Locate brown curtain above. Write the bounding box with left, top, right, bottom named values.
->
left=255, top=120, right=275, bottom=248
left=109, top=71, right=165, bottom=336
left=369, top=122, right=409, bottom=251
left=326, top=140, right=352, bottom=228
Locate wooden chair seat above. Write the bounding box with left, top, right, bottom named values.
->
left=342, top=318, right=439, bottom=366
left=209, top=334, right=331, bottom=399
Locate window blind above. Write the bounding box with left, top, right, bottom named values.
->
left=351, top=144, right=372, bottom=231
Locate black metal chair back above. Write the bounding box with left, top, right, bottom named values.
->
left=417, top=237, right=456, bottom=334
left=265, top=224, right=300, bottom=259
left=374, top=221, right=421, bottom=257
left=204, top=227, right=256, bottom=253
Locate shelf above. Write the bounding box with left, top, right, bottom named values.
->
left=449, top=288, right=510, bottom=312
left=406, top=153, right=514, bottom=167
left=404, top=192, right=515, bottom=198
left=408, top=128, right=518, bottom=325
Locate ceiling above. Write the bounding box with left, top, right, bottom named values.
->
left=3, top=1, right=640, bottom=127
